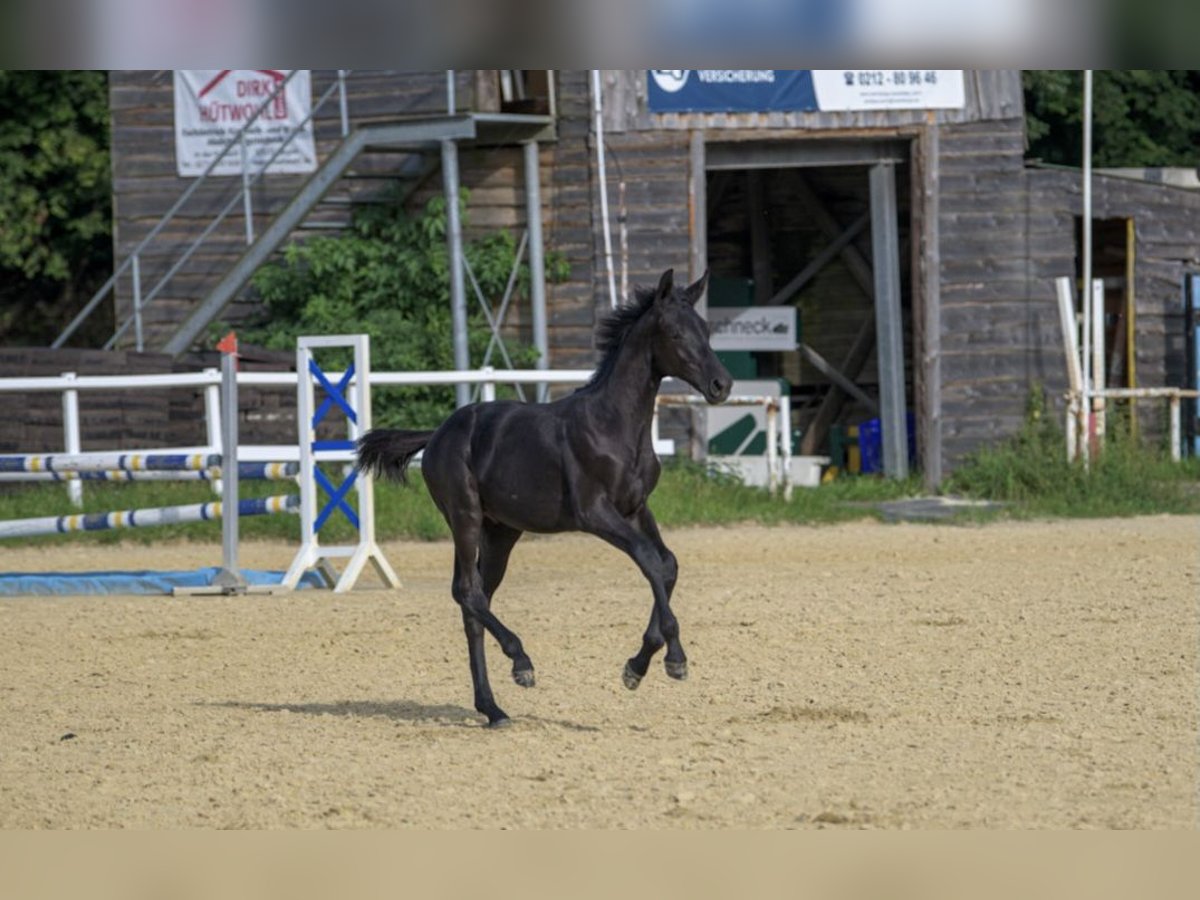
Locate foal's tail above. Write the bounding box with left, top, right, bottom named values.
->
left=355, top=429, right=435, bottom=484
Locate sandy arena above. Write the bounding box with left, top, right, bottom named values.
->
left=0, top=516, right=1195, bottom=828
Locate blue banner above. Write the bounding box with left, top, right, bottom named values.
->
left=648, top=70, right=818, bottom=113
left=648, top=70, right=967, bottom=114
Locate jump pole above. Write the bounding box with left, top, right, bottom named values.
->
left=282, top=334, right=398, bottom=593
left=0, top=462, right=297, bottom=483
left=0, top=494, right=297, bottom=541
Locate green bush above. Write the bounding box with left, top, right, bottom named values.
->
left=231, top=189, right=566, bottom=429
left=947, top=389, right=1200, bottom=517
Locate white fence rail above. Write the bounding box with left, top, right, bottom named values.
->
left=0, top=367, right=795, bottom=505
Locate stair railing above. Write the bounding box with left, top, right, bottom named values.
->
left=53, top=69, right=354, bottom=352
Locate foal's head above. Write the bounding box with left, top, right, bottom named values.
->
left=645, top=269, right=732, bottom=404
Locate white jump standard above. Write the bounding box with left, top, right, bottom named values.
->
left=283, top=334, right=399, bottom=593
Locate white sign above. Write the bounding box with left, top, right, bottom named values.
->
left=173, top=70, right=317, bottom=177
left=708, top=306, right=798, bottom=352
left=812, top=70, right=964, bottom=111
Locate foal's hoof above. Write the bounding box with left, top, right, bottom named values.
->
left=487, top=715, right=513, bottom=729
left=513, top=666, right=536, bottom=688
left=622, top=661, right=642, bottom=690
left=665, top=659, right=689, bottom=681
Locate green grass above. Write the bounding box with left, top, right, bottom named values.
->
left=946, top=400, right=1200, bottom=518
left=648, top=460, right=919, bottom=527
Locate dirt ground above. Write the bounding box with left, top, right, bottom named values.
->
left=0, top=516, right=1196, bottom=829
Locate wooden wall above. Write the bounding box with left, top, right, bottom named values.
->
left=935, top=116, right=1043, bottom=467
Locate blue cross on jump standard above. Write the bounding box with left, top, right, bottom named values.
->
left=309, top=357, right=361, bottom=533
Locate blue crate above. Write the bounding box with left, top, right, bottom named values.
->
left=858, top=413, right=916, bottom=474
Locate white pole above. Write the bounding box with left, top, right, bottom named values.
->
left=1092, top=279, right=1106, bottom=446
left=766, top=402, right=778, bottom=496
left=481, top=365, right=496, bottom=403
left=203, top=368, right=222, bottom=494
left=1081, top=70, right=1093, bottom=465
left=780, top=394, right=793, bottom=501
left=592, top=70, right=619, bottom=309
left=1170, top=394, right=1181, bottom=462
left=61, top=372, right=83, bottom=508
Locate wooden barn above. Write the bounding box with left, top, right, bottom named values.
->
left=75, top=69, right=1199, bottom=485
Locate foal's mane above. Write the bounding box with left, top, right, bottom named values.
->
left=583, top=285, right=658, bottom=389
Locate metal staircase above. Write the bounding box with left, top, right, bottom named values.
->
left=162, top=116, right=477, bottom=355
left=53, top=70, right=554, bottom=364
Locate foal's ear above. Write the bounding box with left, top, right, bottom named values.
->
left=681, top=269, right=709, bottom=306
left=654, top=268, right=675, bottom=301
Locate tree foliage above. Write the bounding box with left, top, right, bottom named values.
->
left=1023, top=70, right=1200, bottom=168
left=237, top=190, right=567, bottom=429
left=0, top=71, right=112, bottom=345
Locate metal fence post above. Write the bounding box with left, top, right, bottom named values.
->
left=337, top=70, right=349, bottom=136
left=132, top=254, right=144, bottom=352
left=241, top=133, right=254, bottom=245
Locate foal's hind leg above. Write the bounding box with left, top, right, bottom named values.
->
left=479, top=520, right=533, bottom=687
left=448, top=512, right=533, bottom=726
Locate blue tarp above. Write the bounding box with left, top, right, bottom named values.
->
left=0, top=567, right=325, bottom=596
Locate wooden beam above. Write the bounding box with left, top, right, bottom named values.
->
left=792, top=173, right=874, bottom=297
left=768, top=212, right=869, bottom=306
left=799, top=342, right=879, bottom=414
left=799, top=317, right=876, bottom=456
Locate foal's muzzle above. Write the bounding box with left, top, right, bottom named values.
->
left=705, top=374, right=732, bottom=404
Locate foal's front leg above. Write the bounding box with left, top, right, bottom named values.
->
left=583, top=502, right=686, bottom=690
left=623, top=506, right=686, bottom=687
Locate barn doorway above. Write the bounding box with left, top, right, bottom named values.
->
left=703, top=140, right=915, bottom=478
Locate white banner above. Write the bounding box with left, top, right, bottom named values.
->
left=173, top=70, right=317, bottom=177
left=812, top=70, right=964, bottom=111
left=708, top=306, right=798, bottom=352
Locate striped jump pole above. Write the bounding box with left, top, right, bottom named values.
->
left=0, top=494, right=298, bottom=540
left=0, top=462, right=298, bottom=483
left=0, top=452, right=222, bottom=474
